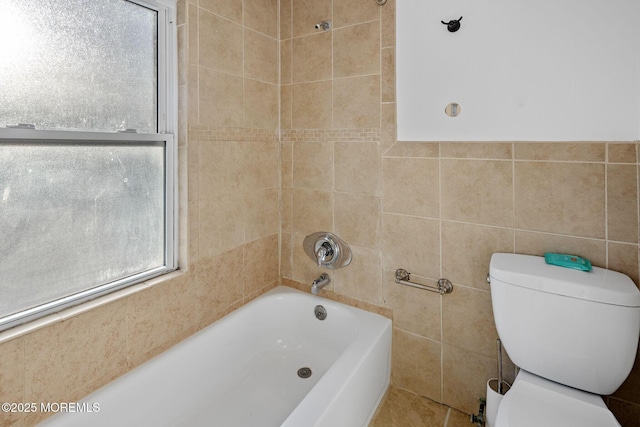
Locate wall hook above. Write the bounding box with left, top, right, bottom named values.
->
left=441, top=16, right=462, bottom=32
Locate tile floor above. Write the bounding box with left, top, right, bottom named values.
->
left=370, top=386, right=475, bottom=427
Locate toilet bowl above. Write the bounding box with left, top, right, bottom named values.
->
left=494, top=370, right=620, bottom=427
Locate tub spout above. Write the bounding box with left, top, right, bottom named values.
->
left=311, top=273, right=331, bottom=295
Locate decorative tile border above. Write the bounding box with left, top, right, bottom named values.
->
left=280, top=128, right=381, bottom=143
left=188, top=126, right=278, bottom=142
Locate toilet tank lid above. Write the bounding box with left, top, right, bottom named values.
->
left=490, top=253, right=640, bottom=307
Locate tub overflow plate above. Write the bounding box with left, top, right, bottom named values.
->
left=314, top=305, right=327, bottom=320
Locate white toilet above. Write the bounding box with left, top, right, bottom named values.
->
left=489, top=253, right=640, bottom=427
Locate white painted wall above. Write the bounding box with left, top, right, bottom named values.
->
left=397, top=0, right=640, bottom=141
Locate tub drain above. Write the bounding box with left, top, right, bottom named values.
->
left=297, top=367, right=312, bottom=379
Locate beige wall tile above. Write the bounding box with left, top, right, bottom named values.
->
left=292, top=189, right=334, bottom=236
left=282, top=187, right=293, bottom=234
left=333, top=0, right=379, bottom=28
left=244, top=139, right=279, bottom=190
left=607, top=164, right=638, bottom=243
left=443, top=344, right=499, bottom=414
left=382, top=213, right=440, bottom=279
left=244, top=80, right=279, bottom=129
left=187, top=139, right=200, bottom=203
left=333, top=246, right=383, bottom=305
left=333, top=21, right=380, bottom=78
left=244, top=29, right=278, bottom=84
left=199, top=194, right=245, bottom=258
left=335, top=141, right=381, bottom=195
left=245, top=188, right=279, bottom=242
left=514, top=142, right=605, bottom=162
left=194, top=248, right=244, bottom=327
left=381, top=103, right=397, bottom=153
left=292, top=0, right=331, bottom=38
left=198, top=10, right=243, bottom=75
left=243, top=234, right=279, bottom=295
left=441, top=222, right=514, bottom=290
left=25, top=302, right=127, bottom=404
left=381, top=47, right=395, bottom=103
left=188, top=65, right=199, bottom=124
left=280, top=0, right=292, bottom=40
left=608, top=143, right=637, bottom=163
left=382, top=157, right=439, bottom=218
left=199, top=68, right=244, bottom=127
left=514, top=230, right=606, bottom=268
left=200, top=0, right=242, bottom=23
left=335, top=192, right=380, bottom=248
left=383, top=270, right=441, bottom=340
left=281, top=39, right=292, bottom=85
left=188, top=200, right=200, bottom=264
left=384, top=141, right=439, bottom=158
left=292, top=81, right=332, bottom=129
left=243, top=0, right=277, bottom=38
left=441, top=142, right=512, bottom=160
left=393, top=329, right=442, bottom=402
left=281, top=232, right=293, bottom=278
left=608, top=242, right=639, bottom=285
left=281, top=140, right=293, bottom=188
left=515, top=162, right=605, bottom=238
left=442, top=286, right=497, bottom=358
left=381, top=0, right=396, bottom=48
left=188, top=4, right=198, bottom=65
left=333, top=75, right=380, bottom=128
left=126, top=276, right=195, bottom=366
left=281, top=84, right=293, bottom=129
left=293, top=141, right=334, bottom=190
left=292, top=33, right=332, bottom=83
left=199, top=140, right=244, bottom=199
left=441, top=159, right=514, bottom=227
left=0, top=338, right=24, bottom=426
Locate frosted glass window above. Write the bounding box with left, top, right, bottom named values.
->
left=0, top=0, right=158, bottom=133
left=0, top=0, right=176, bottom=331
left=0, top=142, right=165, bottom=316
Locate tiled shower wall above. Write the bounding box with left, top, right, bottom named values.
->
left=280, top=0, right=640, bottom=424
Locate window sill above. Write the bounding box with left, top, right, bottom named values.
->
left=0, top=269, right=187, bottom=345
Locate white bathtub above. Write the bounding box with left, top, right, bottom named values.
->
left=39, top=286, right=392, bottom=427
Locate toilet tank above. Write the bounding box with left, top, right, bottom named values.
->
left=489, top=253, right=640, bottom=395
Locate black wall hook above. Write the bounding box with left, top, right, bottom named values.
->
left=441, top=16, right=462, bottom=32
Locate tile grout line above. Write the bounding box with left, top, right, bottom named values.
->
left=443, top=407, right=451, bottom=426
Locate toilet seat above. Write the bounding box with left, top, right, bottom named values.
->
left=494, top=371, right=620, bottom=427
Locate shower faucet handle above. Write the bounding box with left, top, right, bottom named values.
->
left=303, top=232, right=352, bottom=270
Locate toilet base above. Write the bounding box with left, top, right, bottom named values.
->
left=494, top=370, right=620, bottom=427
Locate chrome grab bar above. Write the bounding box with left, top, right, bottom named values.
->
left=395, top=269, right=453, bottom=294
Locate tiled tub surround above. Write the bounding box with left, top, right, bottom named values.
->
left=282, top=136, right=640, bottom=425
left=37, top=287, right=391, bottom=427
left=2, top=0, right=640, bottom=426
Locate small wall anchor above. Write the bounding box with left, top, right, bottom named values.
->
left=441, top=16, right=462, bottom=32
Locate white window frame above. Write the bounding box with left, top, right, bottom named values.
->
left=0, top=0, right=178, bottom=331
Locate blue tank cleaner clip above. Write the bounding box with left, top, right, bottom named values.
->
left=544, top=252, right=592, bottom=272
